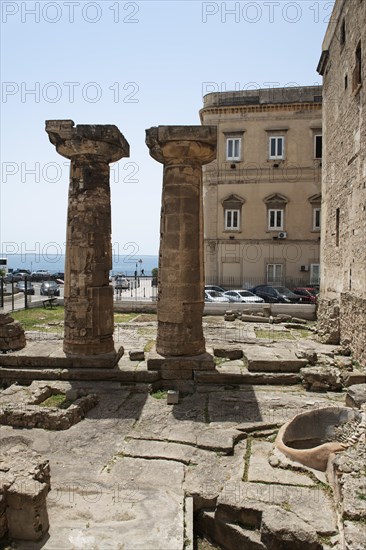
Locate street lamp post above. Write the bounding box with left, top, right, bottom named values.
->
left=138, top=258, right=143, bottom=276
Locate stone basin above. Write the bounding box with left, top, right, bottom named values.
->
left=275, top=406, right=357, bottom=471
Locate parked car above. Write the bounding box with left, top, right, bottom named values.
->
left=32, top=270, right=50, bottom=280
left=223, top=290, right=265, bottom=303
left=204, top=290, right=231, bottom=302
left=13, top=269, right=31, bottom=280
left=293, top=287, right=318, bottom=304
left=250, top=285, right=300, bottom=303
left=7, top=270, right=31, bottom=282
left=205, top=285, right=227, bottom=293
left=40, top=280, right=60, bottom=296
left=114, top=275, right=130, bottom=290
left=16, top=280, right=35, bottom=295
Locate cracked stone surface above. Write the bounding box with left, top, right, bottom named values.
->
left=0, top=317, right=365, bottom=549
left=0, top=382, right=352, bottom=549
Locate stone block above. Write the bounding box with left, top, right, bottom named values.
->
left=167, top=390, right=179, bottom=404
left=6, top=478, right=49, bottom=542
left=147, top=352, right=215, bottom=372
left=241, top=314, right=270, bottom=323
left=346, top=384, right=366, bottom=408
left=300, top=366, right=342, bottom=392
left=224, top=314, right=236, bottom=322
left=295, top=350, right=317, bottom=365
left=344, top=521, right=366, bottom=550
left=275, top=314, right=292, bottom=322
left=213, top=348, right=243, bottom=360
left=0, top=314, right=14, bottom=326
left=160, top=369, right=193, bottom=380
left=244, top=347, right=307, bottom=373
left=342, top=371, right=366, bottom=387
left=260, top=507, right=321, bottom=550
left=0, top=316, right=26, bottom=352
left=129, top=350, right=145, bottom=361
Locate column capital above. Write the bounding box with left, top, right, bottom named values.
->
left=145, top=125, right=217, bottom=166
left=45, top=119, right=130, bottom=163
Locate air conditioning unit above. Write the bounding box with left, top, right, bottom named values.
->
left=300, top=265, right=309, bottom=272
left=278, top=232, right=287, bottom=239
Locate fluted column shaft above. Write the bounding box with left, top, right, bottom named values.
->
left=146, top=126, right=217, bottom=356
left=46, top=120, right=129, bottom=357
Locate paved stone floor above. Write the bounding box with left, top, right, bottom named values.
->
left=0, top=316, right=365, bottom=549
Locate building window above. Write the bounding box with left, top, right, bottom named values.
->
left=269, top=136, right=284, bottom=159
left=353, top=41, right=362, bottom=91
left=313, top=208, right=321, bottom=230
left=267, top=264, right=283, bottom=284
left=314, top=135, right=322, bottom=159
left=310, top=264, right=320, bottom=285
left=226, top=137, right=241, bottom=161
left=268, top=209, right=284, bottom=230
left=225, top=209, right=240, bottom=230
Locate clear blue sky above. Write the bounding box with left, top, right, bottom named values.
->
left=1, top=0, right=333, bottom=257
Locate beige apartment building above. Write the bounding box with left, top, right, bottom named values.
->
left=317, top=0, right=366, bottom=364
left=200, top=86, right=322, bottom=289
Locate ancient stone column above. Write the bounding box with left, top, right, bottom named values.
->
left=45, top=120, right=129, bottom=360
left=146, top=126, right=217, bottom=356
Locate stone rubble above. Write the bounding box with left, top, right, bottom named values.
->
left=0, top=313, right=26, bottom=352
left=0, top=439, right=50, bottom=542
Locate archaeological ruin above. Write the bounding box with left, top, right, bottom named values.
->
left=0, top=0, right=365, bottom=548
left=45, top=120, right=130, bottom=364
left=316, top=0, right=366, bottom=366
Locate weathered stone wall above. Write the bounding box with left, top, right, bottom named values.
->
left=339, top=294, right=366, bottom=366
left=0, top=382, right=98, bottom=430
left=317, top=298, right=340, bottom=345
left=317, top=0, right=366, bottom=366
left=0, top=441, right=50, bottom=542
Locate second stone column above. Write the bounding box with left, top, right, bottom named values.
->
left=146, top=126, right=217, bottom=357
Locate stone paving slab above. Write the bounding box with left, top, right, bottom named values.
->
left=15, top=457, right=185, bottom=550
left=219, top=481, right=338, bottom=536
left=243, top=345, right=308, bottom=372
left=248, top=440, right=316, bottom=485
left=0, top=341, right=124, bottom=368
left=195, top=370, right=301, bottom=385
left=0, top=364, right=160, bottom=384
left=0, top=378, right=356, bottom=548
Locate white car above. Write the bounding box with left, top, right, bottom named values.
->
left=223, top=290, right=265, bottom=303
left=204, top=290, right=231, bottom=302
left=114, top=275, right=130, bottom=290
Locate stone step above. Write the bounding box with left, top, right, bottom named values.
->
left=0, top=366, right=159, bottom=384
left=195, top=370, right=301, bottom=385
left=244, top=347, right=308, bottom=373
left=196, top=509, right=266, bottom=550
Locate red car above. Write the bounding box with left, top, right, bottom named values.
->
left=293, top=287, right=318, bottom=303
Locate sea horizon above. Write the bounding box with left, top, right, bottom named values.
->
left=1, top=253, right=159, bottom=276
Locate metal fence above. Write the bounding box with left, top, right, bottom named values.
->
left=0, top=276, right=158, bottom=313
left=112, top=276, right=158, bottom=301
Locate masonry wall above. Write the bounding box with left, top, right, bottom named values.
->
left=317, top=0, right=366, bottom=365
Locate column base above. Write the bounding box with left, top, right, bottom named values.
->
left=147, top=349, right=215, bottom=380
left=63, top=346, right=124, bottom=368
